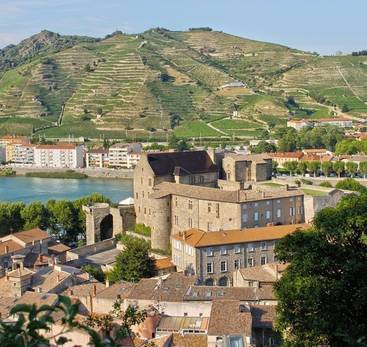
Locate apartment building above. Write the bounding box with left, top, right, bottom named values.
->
left=34, top=144, right=84, bottom=168
left=171, top=224, right=308, bottom=286
left=108, top=143, right=142, bottom=168
left=86, top=148, right=109, bottom=168
left=270, top=152, right=304, bottom=168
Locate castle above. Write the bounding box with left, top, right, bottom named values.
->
left=134, top=151, right=304, bottom=250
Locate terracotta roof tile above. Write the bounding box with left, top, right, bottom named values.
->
left=208, top=300, right=252, bottom=336
left=172, top=224, right=310, bottom=248
left=96, top=281, right=135, bottom=299
left=151, top=182, right=304, bottom=203
left=12, top=228, right=50, bottom=244
left=154, top=257, right=176, bottom=270
left=0, top=240, right=23, bottom=255
left=250, top=304, right=277, bottom=328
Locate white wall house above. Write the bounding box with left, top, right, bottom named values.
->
left=109, top=143, right=142, bottom=169
left=34, top=144, right=84, bottom=168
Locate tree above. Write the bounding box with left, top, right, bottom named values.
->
left=297, top=161, right=308, bottom=176
left=96, top=107, right=103, bottom=116
left=0, top=202, right=25, bottom=237
left=320, top=161, right=333, bottom=177
left=20, top=202, right=49, bottom=230
left=107, top=236, right=155, bottom=283
left=335, top=178, right=367, bottom=193
left=82, top=264, right=106, bottom=282
left=333, top=161, right=345, bottom=178
left=250, top=140, right=277, bottom=154
left=168, top=135, right=190, bottom=151
left=272, top=161, right=278, bottom=174
left=284, top=161, right=298, bottom=176
left=359, top=161, right=367, bottom=178
left=345, top=161, right=358, bottom=177
left=306, top=161, right=320, bottom=177
left=274, top=194, right=367, bottom=346
left=342, top=103, right=350, bottom=112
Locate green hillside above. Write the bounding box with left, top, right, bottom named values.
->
left=0, top=28, right=366, bottom=140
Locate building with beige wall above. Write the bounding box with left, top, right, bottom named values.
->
left=222, top=153, right=272, bottom=182
left=86, top=148, right=109, bottom=168
left=171, top=224, right=308, bottom=286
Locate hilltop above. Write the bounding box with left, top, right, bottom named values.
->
left=0, top=28, right=366, bottom=140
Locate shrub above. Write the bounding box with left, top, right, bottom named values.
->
left=133, top=223, right=152, bottom=237
left=319, top=181, right=333, bottom=188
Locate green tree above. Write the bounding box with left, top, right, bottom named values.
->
left=359, top=161, right=367, bottom=178
left=272, top=161, right=279, bottom=174
left=335, top=178, right=367, bottom=193
left=250, top=140, right=277, bottom=154
left=345, top=161, right=358, bottom=177
left=306, top=161, right=320, bottom=177
left=47, top=200, right=78, bottom=241
left=20, top=201, right=49, bottom=230
left=320, top=161, right=333, bottom=177
left=0, top=202, right=25, bottom=236
left=107, top=236, right=155, bottom=283
left=274, top=194, right=367, bottom=346
left=284, top=161, right=298, bottom=176
left=82, top=264, right=105, bottom=282
left=333, top=161, right=345, bottom=178
left=297, top=161, right=308, bottom=176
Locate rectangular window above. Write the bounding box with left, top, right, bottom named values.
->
left=242, top=213, right=248, bottom=223
left=220, top=247, right=228, bottom=255
left=254, top=202, right=259, bottom=207
left=135, top=192, right=138, bottom=199
left=207, top=262, right=213, bottom=274
left=277, top=209, right=281, bottom=218
left=142, top=191, right=144, bottom=198
left=148, top=178, right=152, bottom=186
left=247, top=258, right=254, bottom=267
left=234, top=245, right=241, bottom=254
left=216, top=203, right=220, bottom=218
left=248, top=243, right=255, bottom=252
left=234, top=259, right=240, bottom=269
left=188, top=200, right=193, bottom=210
left=188, top=217, right=193, bottom=228
left=220, top=261, right=227, bottom=272
left=266, top=210, right=271, bottom=219
left=289, top=207, right=294, bottom=216
left=208, top=203, right=211, bottom=213
left=174, top=215, right=178, bottom=225
left=207, top=248, right=213, bottom=257
left=261, top=255, right=268, bottom=265
left=175, top=197, right=178, bottom=207
left=266, top=201, right=270, bottom=206
left=261, top=242, right=267, bottom=251
left=254, top=212, right=259, bottom=221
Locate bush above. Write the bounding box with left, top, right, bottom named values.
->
left=319, top=181, right=333, bottom=188
left=25, top=170, right=87, bottom=179
left=133, top=223, right=152, bottom=237
left=335, top=178, right=367, bottom=193
left=301, top=178, right=313, bottom=185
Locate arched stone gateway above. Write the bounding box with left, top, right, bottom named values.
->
left=83, top=203, right=136, bottom=245
left=218, top=276, right=228, bottom=287
left=205, top=278, right=214, bottom=286
left=100, top=214, right=113, bottom=241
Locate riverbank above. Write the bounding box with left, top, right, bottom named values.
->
left=5, top=166, right=134, bottom=179
left=25, top=170, right=87, bottom=179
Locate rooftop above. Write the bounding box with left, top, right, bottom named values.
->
left=154, top=257, right=176, bottom=271
left=96, top=281, right=135, bottom=300
left=236, top=263, right=288, bottom=283
left=250, top=304, right=277, bottom=328
left=157, top=316, right=209, bottom=333
left=224, top=153, right=272, bottom=164
left=146, top=151, right=218, bottom=176
left=270, top=151, right=304, bottom=159
left=151, top=182, right=303, bottom=203
left=172, top=224, right=310, bottom=248
left=35, top=144, right=79, bottom=150
left=208, top=300, right=252, bottom=336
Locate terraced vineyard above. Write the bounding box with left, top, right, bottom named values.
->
left=1, top=28, right=367, bottom=139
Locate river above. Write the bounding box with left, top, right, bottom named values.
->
left=0, top=177, right=133, bottom=203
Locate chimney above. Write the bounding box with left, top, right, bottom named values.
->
left=105, top=278, right=110, bottom=288
left=4, top=246, right=9, bottom=254
left=285, top=184, right=289, bottom=191
left=93, top=284, right=97, bottom=296
left=40, top=254, right=44, bottom=263
left=57, top=273, right=60, bottom=282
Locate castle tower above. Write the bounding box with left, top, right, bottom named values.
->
left=7, top=255, right=33, bottom=297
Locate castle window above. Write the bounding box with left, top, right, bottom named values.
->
left=189, top=176, right=195, bottom=184
left=220, top=247, right=228, bottom=255
left=199, top=176, right=204, bottom=184
left=166, top=216, right=170, bottom=223
left=208, top=203, right=211, bottom=213
left=247, top=258, right=254, bottom=267
left=266, top=210, right=271, bottom=219
left=188, top=200, right=193, bottom=210
left=148, top=178, right=152, bottom=186
left=234, top=259, right=240, bottom=269
left=135, top=192, right=138, bottom=199
left=175, top=197, right=178, bottom=207
left=261, top=255, right=268, bottom=265
left=261, top=242, right=267, bottom=251
left=277, top=209, right=281, bottom=218
left=234, top=245, right=241, bottom=254
left=174, top=215, right=178, bottom=225
left=207, top=262, right=213, bottom=274
left=142, top=191, right=144, bottom=198
left=144, top=208, right=146, bottom=214
left=254, top=212, right=259, bottom=222
left=141, top=177, right=143, bottom=184
left=220, top=261, right=227, bottom=272
left=216, top=203, right=220, bottom=218
left=188, top=217, right=193, bottom=228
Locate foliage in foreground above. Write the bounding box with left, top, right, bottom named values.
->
left=274, top=193, right=367, bottom=346
left=0, top=295, right=152, bottom=347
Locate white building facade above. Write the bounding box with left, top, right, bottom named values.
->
left=34, top=144, right=84, bottom=168
left=109, top=143, right=142, bottom=169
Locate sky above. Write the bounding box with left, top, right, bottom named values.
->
left=0, top=0, right=366, bottom=54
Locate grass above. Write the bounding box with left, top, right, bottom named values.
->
left=301, top=188, right=327, bottom=197
left=25, top=170, right=87, bottom=179
left=211, top=118, right=259, bottom=130
left=175, top=120, right=222, bottom=137
left=261, top=182, right=283, bottom=187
